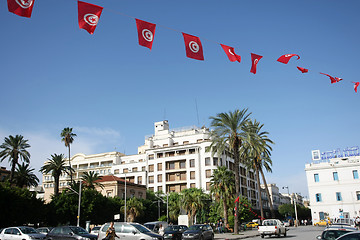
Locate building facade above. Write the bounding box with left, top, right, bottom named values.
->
left=305, top=148, right=360, bottom=223
left=42, top=121, right=260, bottom=207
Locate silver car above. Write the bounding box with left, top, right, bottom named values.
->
left=0, top=226, right=46, bottom=240
left=98, top=222, right=163, bottom=240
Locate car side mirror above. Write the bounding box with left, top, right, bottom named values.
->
left=132, top=230, right=137, bottom=235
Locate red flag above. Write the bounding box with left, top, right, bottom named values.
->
left=78, top=1, right=103, bottom=35
left=297, top=66, right=308, bottom=73
left=277, top=54, right=300, bottom=64
left=320, top=72, right=342, bottom=84
left=234, top=196, right=240, bottom=203
left=250, top=53, right=263, bottom=74
left=220, top=44, right=241, bottom=62
left=136, top=19, right=156, bottom=50
left=182, top=33, right=204, bottom=61
left=353, top=82, right=359, bottom=93
left=7, top=0, right=35, bottom=18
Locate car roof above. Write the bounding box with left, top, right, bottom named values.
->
left=325, top=225, right=357, bottom=231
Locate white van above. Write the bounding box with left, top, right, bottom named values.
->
left=98, top=222, right=163, bottom=240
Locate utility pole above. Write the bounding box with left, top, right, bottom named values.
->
left=77, top=181, right=82, bottom=227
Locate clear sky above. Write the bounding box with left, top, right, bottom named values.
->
left=1, top=0, right=359, bottom=197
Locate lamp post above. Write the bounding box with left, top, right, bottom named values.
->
left=124, top=172, right=127, bottom=222
left=283, top=186, right=298, bottom=227
left=68, top=181, right=82, bottom=227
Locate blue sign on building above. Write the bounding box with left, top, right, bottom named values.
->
left=320, top=146, right=360, bottom=160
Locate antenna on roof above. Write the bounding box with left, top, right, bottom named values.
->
left=195, top=98, right=200, bottom=126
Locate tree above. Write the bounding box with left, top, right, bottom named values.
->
left=0, top=135, right=31, bottom=184
left=81, top=171, right=104, bottom=190
left=210, top=166, right=235, bottom=227
left=209, top=109, right=251, bottom=233
left=121, top=197, right=144, bottom=222
left=61, top=127, right=77, bottom=183
left=40, top=153, right=72, bottom=196
left=167, top=192, right=181, bottom=223
left=14, top=162, right=39, bottom=188
left=243, top=119, right=274, bottom=219
left=180, top=188, right=208, bottom=225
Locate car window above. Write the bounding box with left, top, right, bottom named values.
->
left=4, top=228, right=13, bottom=234
left=62, top=227, right=72, bottom=234
left=101, top=224, right=122, bottom=233
left=19, top=227, right=37, bottom=234
left=70, top=226, right=88, bottom=234
left=132, top=224, right=150, bottom=233
left=122, top=225, right=135, bottom=233
left=338, top=233, right=360, bottom=240
left=50, top=227, right=62, bottom=234
left=12, top=228, right=20, bottom=235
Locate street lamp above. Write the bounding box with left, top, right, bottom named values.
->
left=283, top=186, right=298, bottom=227
left=68, top=181, right=82, bottom=227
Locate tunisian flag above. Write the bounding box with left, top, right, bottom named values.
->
left=182, top=33, right=204, bottom=61
left=277, top=54, right=300, bottom=64
left=7, top=0, right=35, bottom=18
left=250, top=53, right=263, bottom=74
left=136, top=19, right=156, bottom=50
left=220, top=44, right=241, bottom=62
left=297, top=66, right=308, bottom=73
left=353, top=82, right=359, bottom=93
left=78, top=1, right=103, bottom=34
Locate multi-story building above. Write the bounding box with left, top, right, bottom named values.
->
left=42, top=120, right=259, bottom=207
left=305, top=147, right=360, bottom=223
left=0, top=166, right=10, bottom=182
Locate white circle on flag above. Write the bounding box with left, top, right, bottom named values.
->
left=228, top=49, right=235, bottom=55
left=84, top=14, right=99, bottom=26
left=142, top=29, right=153, bottom=42
left=254, top=59, right=259, bottom=65
left=285, top=54, right=292, bottom=57
left=189, top=41, right=199, bottom=53
left=15, top=0, right=33, bottom=9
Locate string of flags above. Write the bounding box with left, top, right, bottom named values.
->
left=6, top=0, right=360, bottom=93
left=235, top=196, right=265, bottom=220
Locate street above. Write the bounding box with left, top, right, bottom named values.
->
left=214, top=225, right=324, bottom=240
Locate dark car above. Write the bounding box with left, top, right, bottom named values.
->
left=37, top=227, right=53, bottom=234
left=164, top=225, right=188, bottom=240
left=182, top=224, right=214, bottom=240
left=316, top=225, right=357, bottom=240
left=335, top=231, right=360, bottom=240
left=45, top=226, right=97, bottom=240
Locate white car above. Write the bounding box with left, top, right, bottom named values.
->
left=0, top=226, right=46, bottom=240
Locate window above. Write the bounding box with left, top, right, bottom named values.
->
left=190, top=183, right=195, bottom=188
left=132, top=167, right=138, bottom=172
left=149, top=154, right=154, bottom=160
left=157, top=163, right=162, bottom=171
left=333, top=172, right=339, bottom=181
left=123, top=168, right=128, bottom=173
left=336, top=192, right=342, bottom=201
left=314, top=174, right=319, bottom=182
left=180, top=161, right=186, bottom=169
left=149, top=176, right=154, bottom=184
left=137, top=176, right=142, bottom=184
left=190, top=159, right=195, bottom=167
left=158, top=186, right=163, bottom=192
left=180, top=173, right=186, bottom=180
left=316, top=193, right=322, bottom=202
left=206, top=169, right=211, bottom=178
left=114, top=169, right=119, bottom=174
left=157, top=174, right=162, bottom=182
left=356, top=191, right=360, bottom=201
left=213, top=157, right=218, bottom=166
left=206, top=182, right=211, bottom=191
left=142, top=166, right=145, bottom=171
left=353, top=170, right=359, bottom=179
left=167, top=162, right=175, bottom=170
left=205, top=157, right=211, bottom=166
left=190, top=171, right=195, bottom=179
left=149, top=165, right=154, bottom=172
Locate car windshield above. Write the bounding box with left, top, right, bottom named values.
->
left=144, top=224, right=155, bottom=230
left=165, top=226, right=181, bottom=231
left=323, top=230, right=351, bottom=240
left=70, top=227, right=88, bottom=234
left=92, top=226, right=100, bottom=230
left=132, top=224, right=151, bottom=233
left=188, top=225, right=204, bottom=231
left=19, top=227, right=38, bottom=234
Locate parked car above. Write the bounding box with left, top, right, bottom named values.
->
left=316, top=224, right=357, bottom=240
left=258, top=219, right=287, bottom=238
left=98, top=222, right=163, bottom=240
left=90, top=226, right=101, bottom=235
left=334, top=231, right=360, bottom=240
left=245, top=222, right=258, bottom=228
left=37, top=227, right=53, bottom=234
left=163, top=225, right=188, bottom=240
left=181, top=224, right=214, bottom=240
left=45, top=226, right=97, bottom=240
left=144, top=221, right=168, bottom=234
left=334, top=218, right=356, bottom=228
left=314, top=219, right=331, bottom=226
left=0, top=226, right=46, bottom=240
left=282, top=221, right=290, bottom=227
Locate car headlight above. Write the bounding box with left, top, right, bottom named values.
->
left=79, top=238, right=90, bottom=240
left=151, top=237, right=159, bottom=240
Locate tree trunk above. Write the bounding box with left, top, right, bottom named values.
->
left=233, top=143, right=240, bottom=234
left=255, top=164, right=264, bottom=220
left=259, top=166, right=275, bottom=218
left=223, top=197, right=228, bottom=227
left=9, top=155, right=18, bottom=184
left=54, top=175, right=60, bottom=196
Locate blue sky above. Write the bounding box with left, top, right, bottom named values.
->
left=1, top=0, right=359, bottom=197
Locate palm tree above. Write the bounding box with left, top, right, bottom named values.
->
left=180, top=188, right=207, bottom=225
left=243, top=119, right=274, bottom=219
left=209, top=109, right=251, bottom=234
left=121, top=197, right=144, bottom=222
left=40, top=153, right=73, bottom=196
left=13, top=162, right=39, bottom=188
left=61, top=127, right=77, bottom=183
left=210, top=166, right=235, bottom=227
left=81, top=171, right=104, bottom=190
left=0, top=135, right=31, bottom=184
left=168, top=192, right=181, bottom=223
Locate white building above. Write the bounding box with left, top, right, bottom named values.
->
left=42, top=121, right=259, bottom=207
left=305, top=147, right=360, bottom=223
